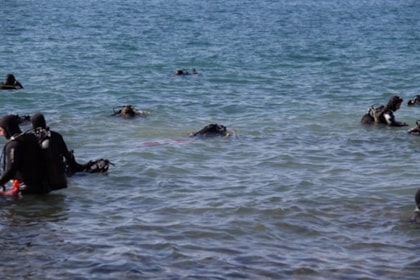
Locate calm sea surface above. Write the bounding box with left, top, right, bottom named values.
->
left=1, top=0, right=420, bottom=279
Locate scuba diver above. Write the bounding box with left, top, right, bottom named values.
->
left=408, top=120, right=420, bottom=135
left=407, top=95, right=420, bottom=106
left=360, top=95, right=408, bottom=127
left=174, top=69, right=198, bottom=75
left=0, top=73, right=24, bottom=90
left=31, top=113, right=84, bottom=190
left=189, top=123, right=235, bottom=138
left=111, top=105, right=148, bottom=118
left=0, top=115, right=49, bottom=194
left=140, top=123, right=237, bottom=147
left=31, top=113, right=113, bottom=191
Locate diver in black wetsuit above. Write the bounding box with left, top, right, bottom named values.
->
left=174, top=69, right=198, bottom=75
left=378, top=96, right=408, bottom=127
left=0, top=115, right=49, bottom=194
left=30, top=113, right=85, bottom=190
left=111, top=105, right=148, bottom=118
left=189, top=123, right=231, bottom=137
left=361, top=96, right=408, bottom=127
left=407, top=95, right=420, bottom=106
left=31, top=113, right=113, bottom=184
left=0, top=73, right=24, bottom=89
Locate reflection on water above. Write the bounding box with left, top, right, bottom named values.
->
left=1, top=193, right=68, bottom=225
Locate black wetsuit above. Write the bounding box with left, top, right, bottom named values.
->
left=42, top=130, right=69, bottom=190
left=31, top=113, right=84, bottom=190
left=42, top=129, right=86, bottom=189
left=190, top=123, right=229, bottom=137
left=0, top=115, right=49, bottom=194
left=361, top=96, right=407, bottom=127
left=0, top=74, right=23, bottom=89
left=42, top=133, right=111, bottom=175
left=377, top=109, right=406, bottom=127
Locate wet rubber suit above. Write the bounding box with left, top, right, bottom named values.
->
left=362, top=96, right=408, bottom=127
left=0, top=115, right=49, bottom=194
left=190, top=124, right=229, bottom=137
left=31, top=113, right=84, bottom=190
left=0, top=74, right=24, bottom=89
left=377, top=96, right=408, bottom=127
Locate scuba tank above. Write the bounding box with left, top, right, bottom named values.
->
left=33, top=128, right=67, bottom=191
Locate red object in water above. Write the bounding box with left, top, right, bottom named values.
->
left=0, top=180, right=20, bottom=196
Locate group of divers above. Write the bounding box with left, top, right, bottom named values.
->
left=2, top=73, right=420, bottom=223
left=0, top=73, right=234, bottom=197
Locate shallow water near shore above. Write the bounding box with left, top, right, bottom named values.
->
left=1, top=0, right=420, bottom=279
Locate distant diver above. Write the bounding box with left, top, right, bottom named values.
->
left=408, top=120, right=420, bottom=135
left=407, top=95, right=420, bottom=106
left=0, top=74, right=24, bottom=90
left=360, top=95, right=408, bottom=127
left=189, top=123, right=235, bottom=138
left=174, top=68, right=198, bottom=76
left=112, top=105, right=148, bottom=118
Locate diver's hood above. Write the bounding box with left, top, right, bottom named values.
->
left=30, top=113, right=47, bottom=129
left=385, top=96, right=403, bottom=111
left=0, top=115, right=22, bottom=139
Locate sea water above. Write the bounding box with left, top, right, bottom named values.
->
left=1, top=0, right=420, bottom=279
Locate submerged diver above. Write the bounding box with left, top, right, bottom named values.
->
left=407, top=95, right=420, bottom=106
left=174, top=69, right=198, bottom=76
left=112, top=105, right=148, bottom=118
left=0, top=115, right=49, bottom=194
left=408, top=120, right=420, bottom=135
left=360, top=95, right=408, bottom=127
left=0, top=74, right=24, bottom=90
left=189, top=123, right=235, bottom=138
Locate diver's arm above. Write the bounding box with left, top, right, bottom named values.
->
left=15, top=81, right=23, bottom=89
left=0, top=144, right=18, bottom=185
left=384, top=112, right=408, bottom=127
left=57, top=134, right=84, bottom=172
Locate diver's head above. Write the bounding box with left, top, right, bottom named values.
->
left=30, top=112, right=47, bottom=129
left=386, top=95, right=403, bottom=111
left=121, top=105, right=136, bottom=118
left=5, top=74, right=16, bottom=85
left=0, top=114, right=22, bottom=139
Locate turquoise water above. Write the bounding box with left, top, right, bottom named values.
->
left=1, top=0, right=420, bottom=279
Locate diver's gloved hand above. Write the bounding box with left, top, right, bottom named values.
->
left=408, top=121, right=420, bottom=134
left=82, top=159, right=114, bottom=173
